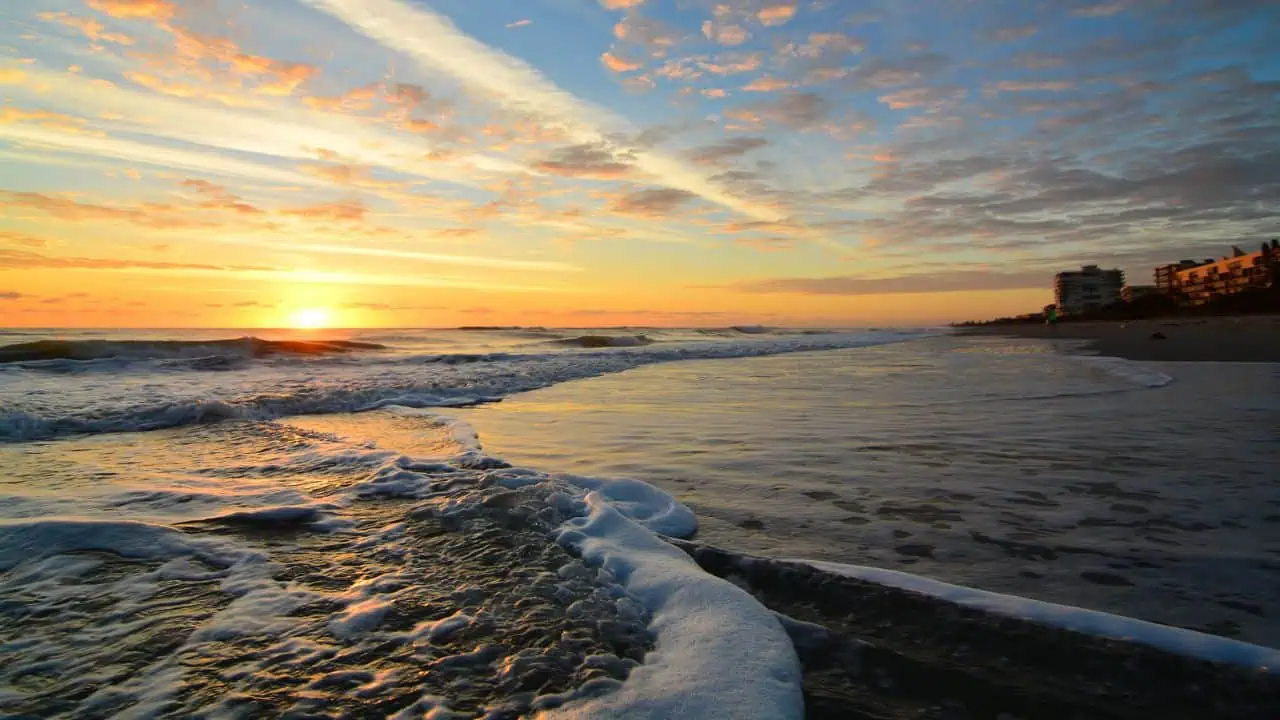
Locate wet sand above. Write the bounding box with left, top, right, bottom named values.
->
left=957, top=315, right=1280, bottom=363
left=674, top=540, right=1280, bottom=720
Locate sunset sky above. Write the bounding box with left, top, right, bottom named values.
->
left=1, top=0, right=1277, bottom=327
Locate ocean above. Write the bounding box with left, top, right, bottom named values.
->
left=1, top=327, right=1277, bottom=718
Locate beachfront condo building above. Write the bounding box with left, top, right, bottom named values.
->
left=1155, top=260, right=1203, bottom=293
left=1054, top=265, right=1124, bottom=315
left=1174, top=247, right=1276, bottom=306
left=1122, top=285, right=1159, bottom=303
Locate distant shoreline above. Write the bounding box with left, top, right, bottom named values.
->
left=956, top=315, right=1280, bottom=363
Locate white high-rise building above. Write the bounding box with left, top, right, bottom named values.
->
left=1054, top=265, right=1124, bottom=315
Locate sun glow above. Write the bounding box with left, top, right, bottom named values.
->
left=289, top=307, right=332, bottom=329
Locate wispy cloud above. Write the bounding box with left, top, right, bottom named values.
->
left=215, top=238, right=583, bottom=273
left=302, top=0, right=785, bottom=222
left=0, top=231, right=51, bottom=248
left=734, top=270, right=1048, bottom=295
left=9, top=68, right=512, bottom=188
left=0, top=122, right=324, bottom=186
left=758, top=5, right=798, bottom=27
left=0, top=248, right=561, bottom=291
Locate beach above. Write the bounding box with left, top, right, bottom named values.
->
left=957, top=315, right=1280, bottom=363
left=2, top=327, right=1278, bottom=719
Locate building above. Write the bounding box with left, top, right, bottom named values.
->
left=1054, top=265, right=1124, bottom=315
left=1155, top=260, right=1202, bottom=293
left=1174, top=247, right=1276, bottom=306
left=1122, top=285, right=1159, bottom=303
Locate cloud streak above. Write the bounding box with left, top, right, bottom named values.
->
left=215, top=238, right=583, bottom=272
left=0, top=248, right=561, bottom=291
left=302, top=0, right=784, bottom=221
left=9, top=68, right=508, bottom=188
left=0, top=122, right=323, bottom=186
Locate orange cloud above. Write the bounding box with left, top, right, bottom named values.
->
left=437, top=228, right=478, bottom=238
left=700, top=52, right=762, bottom=75
left=38, top=12, right=135, bottom=44
left=299, top=163, right=409, bottom=191
left=0, top=69, right=26, bottom=84
left=600, top=0, right=645, bottom=8
left=0, top=190, right=213, bottom=229
left=613, top=16, right=682, bottom=55
left=722, top=219, right=803, bottom=235
left=86, top=0, right=176, bottom=21
left=743, top=76, right=792, bottom=92
left=281, top=200, right=368, bottom=223
left=180, top=179, right=264, bottom=215
left=702, top=21, right=750, bottom=46
left=878, top=85, right=967, bottom=110
left=0, top=231, right=51, bottom=248
left=304, top=83, right=381, bottom=112
left=601, top=52, right=643, bottom=73
left=994, top=80, right=1074, bottom=92
left=655, top=59, right=702, bottom=81
left=623, top=75, right=656, bottom=93
left=0, top=248, right=268, bottom=272
left=401, top=118, right=440, bottom=133
left=165, top=28, right=317, bottom=97
left=757, top=4, right=798, bottom=27
left=0, top=107, right=100, bottom=135
left=122, top=71, right=262, bottom=107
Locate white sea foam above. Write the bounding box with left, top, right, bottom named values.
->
left=0, top=518, right=253, bottom=572
left=5, top=332, right=1264, bottom=717
left=559, top=473, right=697, bottom=539
left=1072, top=354, right=1174, bottom=388
left=798, top=559, right=1280, bottom=672
left=549, top=493, right=804, bottom=719
left=1, top=416, right=811, bottom=718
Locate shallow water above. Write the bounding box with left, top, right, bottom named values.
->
left=0, top=326, right=919, bottom=442
left=2, top=328, right=1278, bottom=717
left=453, top=335, right=1280, bottom=646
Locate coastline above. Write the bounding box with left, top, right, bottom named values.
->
left=674, top=540, right=1280, bottom=720
left=956, top=315, right=1280, bottom=363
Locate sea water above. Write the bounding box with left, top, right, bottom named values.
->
left=1, top=327, right=1277, bottom=718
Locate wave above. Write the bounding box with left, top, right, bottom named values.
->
left=4, top=413, right=1277, bottom=718
left=668, top=540, right=1280, bottom=672
left=553, top=335, right=653, bottom=348
left=1, top=331, right=934, bottom=442
left=0, top=428, right=805, bottom=719
left=0, top=337, right=387, bottom=365
left=1072, top=354, right=1174, bottom=388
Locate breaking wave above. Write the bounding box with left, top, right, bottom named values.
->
left=4, top=410, right=1275, bottom=719
left=553, top=335, right=653, bottom=348
left=0, top=337, right=386, bottom=365
left=0, top=331, right=932, bottom=443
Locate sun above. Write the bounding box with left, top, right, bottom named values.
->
left=289, top=307, right=331, bottom=329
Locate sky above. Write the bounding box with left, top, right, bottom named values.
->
left=0, top=0, right=1277, bottom=328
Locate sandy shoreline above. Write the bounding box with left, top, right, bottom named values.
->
left=956, top=315, right=1280, bottom=363
left=674, top=540, right=1280, bottom=720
